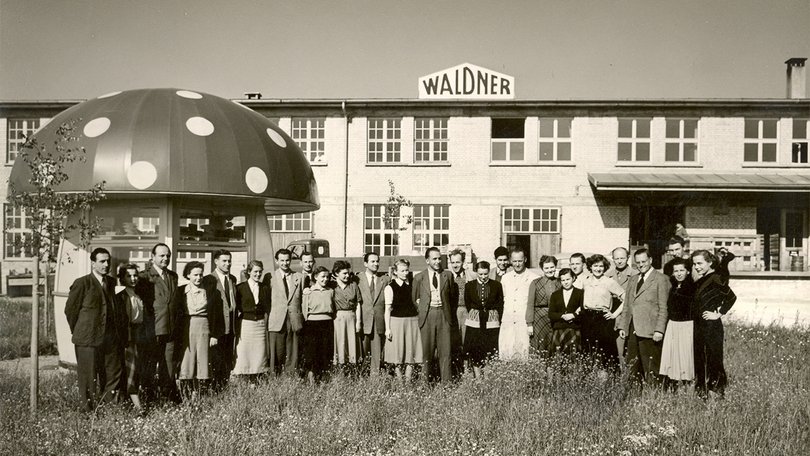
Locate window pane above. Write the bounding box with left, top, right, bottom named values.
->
left=492, top=142, right=506, bottom=161
left=636, top=143, right=650, bottom=161
left=510, top=142, right=524, bottom=160
left=762, top=143, right=777, bottom=162
left=683, top=143, right=697, bottom=162
left=538, top=119, right=554, bottom=138
left=793, top=142, right=809, bottom=163
left=743, top=143, right=758, bottom=162
left=492, top=118, right=525, bottom=138
left=683, top=119, right=698, bottom=139
left=618, top=119, right=633, bottom=138
left=665, top=120, right=680, bottom=138
left=618, top=143, right=632, bottom=161
left=762, top=120, right=777, bottom=139
left=794, top=119, right=808, bottom=139
left=557, top=118, right=571, bottom=138
left=744, top=120, right=759, bottom=138
left=539, top=142, right=553, bottom=161
left=557, top=142, right=571, bottom=161
left=635, top=119, right=651, bottom=138
left=95, top=206, right=161, bottom=240
left=665, top=143, right=680, bottom=161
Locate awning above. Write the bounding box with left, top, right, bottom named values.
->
left=588, top=172, right=810, bottom=192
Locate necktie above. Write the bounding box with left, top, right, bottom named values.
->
left=636, top=274, right=645, bottom=293
left=224, top=276, right=233, bottom=308
left=369, top=275, right=375, bottom=296
left=432, top=272, right=438, bottom=289
left=283, top=274, right=289, bottom=298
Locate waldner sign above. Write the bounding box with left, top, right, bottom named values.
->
left=418, top=63, right=515, bottom=100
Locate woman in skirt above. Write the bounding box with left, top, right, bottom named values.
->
left=579, top=254, right=625, bottom=371
left=175, top=261, right=217, bottom=396
left=659, top=258, right=696, bottom=387
left=463, top=261, right=504, bottom=378
left=233, top=260, right=270, bottom=381
left=302, top=266, right=335, bottom=384
left=332, top=260, right=363, bottom=372
left=116, top=263, right=145, bottom=413
left=526, top=255, right=561, bottom=357
left=384, top=259, right=423, bottom=380
left=692, top=250, right=737, bottom=399
left=548, top=268, right=583, bottom=356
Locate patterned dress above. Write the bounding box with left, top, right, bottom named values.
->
left=526, top=276, right=561, bottom=355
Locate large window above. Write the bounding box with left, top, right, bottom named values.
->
left=503, top=207, right=560, bottom=233
left=368, top=118, right=401, bottom=163
left=744, top=119, right=778, bottom=163
left=491, top=118, right=525, bottom=162
left=665, top=118, right=698, bottom=162
left=4, top=205, right=32, bottom=258
left=268, top=212, right=312, bottom=232
left=6, top=118, right=40, bottom=163
left=793, top=119, right=809, bottom=164
left=538, top=118, right=572, bottom=161
left=414, top=118, right=448, bottom=162
left=93, top=206, right=161, bottom=241
left=363, top=204, right=398, bottom=256
left=617, top=118, right=651, bottom=162
left=291, top=118, right=325, bottom=163
left=412, top=204, right=450, bottom=253
left=179, top=210, right=246, bottom=244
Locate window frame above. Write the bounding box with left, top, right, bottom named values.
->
left=367, top=118, right=402, bottom=164
left=363, top=204, right=399, bottom=256
left=3, top=204, right=32, bottom=259
left=412, top=204, right=450, bottom=254
left=491, top=118, right=527, bottom=163
left=267, top=212, right=313, bottom=233
left=664, top=118, right=699, bottom=163
left=617, top=117, right=652, bottom=162
left=414, top=117, right=449, bottom=163
left=538, top=117, right=572, bottom=162
left=291, top=117, right=326, bottom=164
left=502, top=207, right=561, bottom=234
left=792, top=118, right=809, bottom=165
left=743, top=118, right=779, bottom=163
left=6, top=118, right=41, bottom=164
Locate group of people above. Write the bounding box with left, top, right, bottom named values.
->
left=63, top=235, right=737, bottom=413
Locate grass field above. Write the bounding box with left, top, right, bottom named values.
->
left=0, top=297, right=58, bottom=361
left=0, top=298, right=808, bottom=455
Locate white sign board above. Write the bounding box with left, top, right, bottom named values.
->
left=418, top=63, right=515, bottom=100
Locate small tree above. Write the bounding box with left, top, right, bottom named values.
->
left=7, top=119, right=105, bottom=417
left=383, top=180, right=412, bottom=255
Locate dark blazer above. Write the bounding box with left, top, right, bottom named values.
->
left=548, top=287, right=584, bottom=330
left=235, top=280, right=270, bottom=323
left=201, top=272, right=237, bottom=339
left=65, top=273, right=127, bottom=347
left=357, top=271, right=390, bottom=335
left=463, top=279, right=504, bottom=328
left=412, top=269, right=458, bottom=328
left=174, top=283, right=224, bottom=339
left=135, top=265, right=179, bottom=338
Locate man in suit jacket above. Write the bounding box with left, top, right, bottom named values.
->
left=412, top=247, right=459, bottom=383
left=606, top=246, right=638, bottom=364
left=618, top=249, right=671, bottom=387
left=202, top=249, right=238, bottom=390
left=357, top=252, right=390, bottom=377
left=65, top=247, right=128, bottom=411
left=297, top=251, right=316, bottom=290
left=267, top=248, right=304, bottom=376
left=135, top=243, right=180, bottom=402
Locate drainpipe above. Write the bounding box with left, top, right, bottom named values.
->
left=342, top=100, right=349, bottom=257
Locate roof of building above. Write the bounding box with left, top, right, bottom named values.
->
left=8, top=88, right=319, bottom=213
left=588, top=172, right=810, bottom=192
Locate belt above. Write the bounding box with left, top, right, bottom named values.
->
left=430, top=304, right=443, bottom=308
left=189, top=314, right=208, bottom=318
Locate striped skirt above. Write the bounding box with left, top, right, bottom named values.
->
left=233, top=318, right=268, bottom=375
left=659, top=320, right=695, bottom=381
left=333, top=310, right=360, bottom=364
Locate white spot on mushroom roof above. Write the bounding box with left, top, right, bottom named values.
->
left=186, top=117, right=215, bottom=136
left=176, top=90, right=203, bottom=99
left=127, top=161, right=158, bottom=190
left=245, top=167, right=269, bottom=194
left=83, top=118, right=111, bottom=138
left=266, top=128, right=286, bottom=147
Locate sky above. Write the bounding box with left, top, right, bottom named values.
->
left=1, top=0, right=809, bottom=101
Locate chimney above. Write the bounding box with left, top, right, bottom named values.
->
left=244, top=91, right=263, bottom=100
left=785, top=58, right=807, bottom=99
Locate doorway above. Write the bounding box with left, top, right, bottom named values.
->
left=629, top=205, right=685, bottom=269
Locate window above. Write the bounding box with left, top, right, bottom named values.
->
left=363, top=204, right=398, bottom=256
left=617, top=118, right=651, bottom=162
left=491, top=118, right=525, bottom=162
left=792, top=119, right=809, bottom=164
left=785, top=211, right=804, bottom=249
left=93, top=206, right=160, bottom=241
left=291, top=118, right=325, bottom=163
left=743, top=119, right=778, bottom=163
left=412, top=204, right=450, bottom=253
left=179, top=209, right=246, bottom=243
left=7, top=118, right=40, bottom=163
left=502, top=207, right=560, bottom=233
left=268, top=212, right=312, bottom=232
left=665, top=118, right=698, bottom=162
left=368, top=118, right=401, bottom=163
left=414, top=118, right=448, bottom=162
left=538, top=118, right=572, bottom=161
left=4, top=205, right=32, bottom=258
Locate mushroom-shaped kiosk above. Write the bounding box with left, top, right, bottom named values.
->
left=8, top=88, right=319, bottom=366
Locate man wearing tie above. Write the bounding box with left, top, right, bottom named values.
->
left=65, top=248, right=128, bottom=411
left=618, top=249, right=670, bottom=388
left=136, top=243, right=180, bottom=402
left=413, top=247, right=458, bottom=383
left=267, top=248, right=304, bottom=376
left=358, top=252, right=390, bottom=376
left=203, top=249, right=238, bottom=390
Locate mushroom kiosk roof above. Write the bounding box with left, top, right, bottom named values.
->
left=8, top=88, right=319, bottom=214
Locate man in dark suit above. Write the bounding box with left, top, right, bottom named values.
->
left=413, top=246, right=458, bottom=383
left=358, top=252, right=390, bottom=377
left=297, top=251, right=316, bottom=290
left=618, top=249, right=671, bottom=387
left=135, top=242, right=180, bottom=402
left=202, top=249, right=238, bottom=390
left=65, top=247, right=128, bottom=411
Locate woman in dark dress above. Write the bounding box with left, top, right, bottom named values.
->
left=548, top=268, right=583, bottom=356
left=659, top=258, right=696, bottom=385
left=463, top=261, right=504, bottom=378
left=691, top=250, right=737, bottom=398
left=526, top=255, right=561, bottom=356
left=116, top=264, right=145, bottom=413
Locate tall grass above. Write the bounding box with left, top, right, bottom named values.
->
left=0, top=297, right=57, bottom=360
left=0, top=322, right=808, bottom=455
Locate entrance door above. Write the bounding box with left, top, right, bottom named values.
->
left=629, top=205, right=685, bottom=269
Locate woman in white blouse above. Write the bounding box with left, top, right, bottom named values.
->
left=580, top=254, right=625, bottom=371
